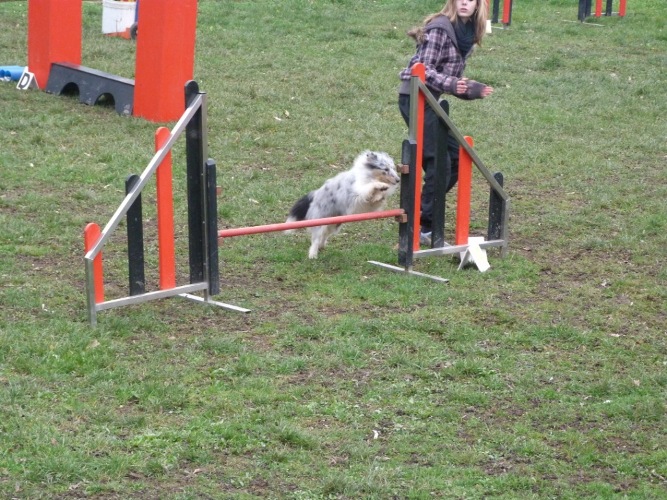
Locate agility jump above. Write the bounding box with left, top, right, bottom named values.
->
left=489, top=0, right=513, bottom=28
left=392, top=63, right=509, bottom=271
left=83, top=70, right=509, bottom=325
left=578, top=0, right=626, bottom=21
left=27, top=0, right=197, bottom=121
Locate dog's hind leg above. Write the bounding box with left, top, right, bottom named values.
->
left=308, top=224, right=339, bottom=259
left=308, top=226, right=326, bottom=259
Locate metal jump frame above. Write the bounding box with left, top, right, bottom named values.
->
left=84, top=81, right=245, bottom=326
left=391, top=63, right=509, bottom=272
left=84, top=69, right=509, bottom=324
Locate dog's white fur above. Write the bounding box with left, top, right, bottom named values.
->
left=286, top=150, right=400, bottom=259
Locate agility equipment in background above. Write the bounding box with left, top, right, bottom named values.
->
left=578, top=0, right=626, bottom=22
left=27, top=0, right=197, bottom=122
left=488, top=0, right=513, bottom=28
left=46, top=63, right=135, bottom=115
left=0, top=66, right=27, bottom=81
left=15, top=68, right=39, bottom=90
left=102, top=0, right=136, bottom=39
left=133, top=0, right=197, bottom=121
left=28, top=0, right=82, bottom=90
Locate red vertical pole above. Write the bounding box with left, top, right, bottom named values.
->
left=134, top=0, right=198, bottom=122
left=455, top=137, right=474, bottom=246
left=595, top=0, right=602, bottom=17
left=412, top=63, right=426, bottom=252
left=28, top=0, right=81, bottom=89
left=155, top=127, right=176, bottom=290
left=502, top=0, right=512, bottom=25
left=84, top=223, right=104, bottom=304
left=619, top=0, right=626, bottom=16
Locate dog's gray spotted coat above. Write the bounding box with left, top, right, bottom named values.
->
left=287, top=151, right=400, bottom=259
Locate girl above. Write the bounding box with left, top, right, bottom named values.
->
left=398, top=0, right=494, bottom=245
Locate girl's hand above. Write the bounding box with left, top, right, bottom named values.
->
left=481, top=85, right=494, bottom=98
left=457, top=79, right=494, bottom=100
left=456, top=77, right=469, bottom=95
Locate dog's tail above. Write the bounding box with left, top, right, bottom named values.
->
left=285, top=192, right=312, bottom=233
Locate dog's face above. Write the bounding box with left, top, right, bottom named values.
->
left=363, top=151, right=400, bottom=186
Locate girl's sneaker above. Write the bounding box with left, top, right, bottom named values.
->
left=420, top=231, right=432, bottom=246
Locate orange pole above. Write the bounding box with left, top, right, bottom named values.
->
left=619, top=0, right=626, bottom=16
left=412, top=63, right=426, bottom=252
left=502, top=0, right=511, bottom=25
left=84, top=223, right=104, bottom=304
left=156, top=127, right=176, bottom=290
left=28, top=0, right=81, bottom=89
left=134, top=0, right=198, bottom=122
left=218, top=209, right=405, bottom=238
left=595, top=0, right=602, bottom=17
left=455, top=136, right=474, bottom=246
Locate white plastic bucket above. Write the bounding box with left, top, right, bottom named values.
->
left=102, top=0, right=136, bottom=35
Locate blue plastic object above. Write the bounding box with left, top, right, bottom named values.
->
left=0, top=65, right=26, bottom=81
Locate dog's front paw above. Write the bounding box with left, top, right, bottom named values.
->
left=369, top=185, right=390, bottom=203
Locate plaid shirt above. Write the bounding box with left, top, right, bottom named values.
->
left=398, top=17, right=468, bottom=98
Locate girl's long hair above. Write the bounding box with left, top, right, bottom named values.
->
left=408, top=0, right=489, bottom=46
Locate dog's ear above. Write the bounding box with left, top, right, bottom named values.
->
left=365, top=151, right=378, bottom=164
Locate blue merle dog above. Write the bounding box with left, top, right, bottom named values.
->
left=286, top=151, right=400, bottom=259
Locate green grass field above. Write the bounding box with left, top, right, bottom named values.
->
left=1, top=0, right=666, bottom=497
